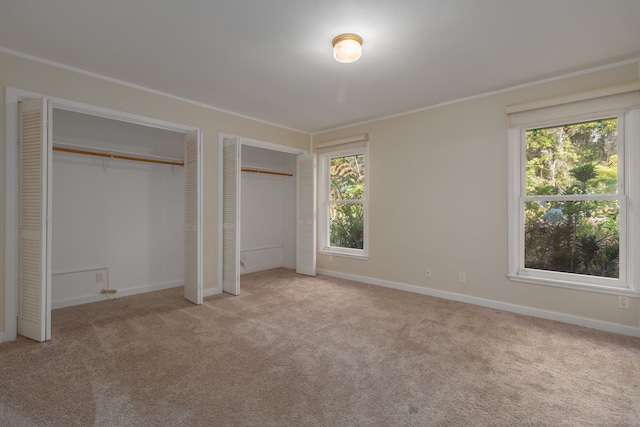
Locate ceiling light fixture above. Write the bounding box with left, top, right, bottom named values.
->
left=332, top=33, right=363, bottom=63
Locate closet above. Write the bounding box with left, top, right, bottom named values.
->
left=222, top=135, right=313, bottom=295
left=50, top=109, right=185, bottom=308
left=6, top=90, right=202, bottom=342
left=240, top=145, right=297, bottom=274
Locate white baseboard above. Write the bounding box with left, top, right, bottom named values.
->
left=204, top=287, right=222, bottom=298
left=52, top=294, right=107, bottom=309
left=115, top=280, right=184, bottom=298
left=51, top=280, right=184, bottom=309
left=241, top=262, right=285, bottom=275
left=0, top=328, right=17, bottom=343
left=317, top=269, right=640, bottom=338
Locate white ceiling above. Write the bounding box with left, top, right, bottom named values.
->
left=1, top=1, right=639, bottom=134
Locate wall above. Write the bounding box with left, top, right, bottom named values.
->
left=240, top=145, right=296, bottom=274
left=54, top=108, right=185, bottom=158
left=313, top=62, right=640, bottom=333
left=51, top=110, right=185, bottom=308
left=0, top=50, right=309, bottom=337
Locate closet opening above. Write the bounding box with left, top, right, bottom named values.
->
left=50, top=109, right=186, bottom=309
left=240, top=145, right=297, bottom=275
left=220, top=134, right=312, bottom=295
left=4, top=87, right=203, bottom=342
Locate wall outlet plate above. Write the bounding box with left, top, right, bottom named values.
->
left=618, top=296, right=630, bottom=309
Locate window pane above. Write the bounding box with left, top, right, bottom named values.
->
left=330, top=154, right=365, bottom=201
left=524, top=200, right=619, bottom=278
left=330, top=202, right=364, bottom=249
left=526, top=118, right=617, bottom=196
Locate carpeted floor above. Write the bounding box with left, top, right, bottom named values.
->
left=1, top=268, right=639, bottom=426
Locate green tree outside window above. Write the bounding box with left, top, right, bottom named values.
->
left=329, top=154, right=365, bottom=249
left=525, top=118, right=619, bottom=277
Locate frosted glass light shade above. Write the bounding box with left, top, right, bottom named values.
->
left=332, top=33, right=363, bottom=63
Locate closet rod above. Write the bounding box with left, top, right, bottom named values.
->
left=53, top=146, right=184, bottom=167
left=241, top=168, right=293, bottom=177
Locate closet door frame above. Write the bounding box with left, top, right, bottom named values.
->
left=218, top=134, right=306, bottom=294
left=4, top=87, right=202, bottom=342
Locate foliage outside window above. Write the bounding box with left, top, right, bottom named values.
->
left=508, top=86, right=640, bottom=296
left=329, top=154, right=365, bottom=249
left=524, top=118, right=620, bottom=279
left=319, top=147, right=368, bottom=258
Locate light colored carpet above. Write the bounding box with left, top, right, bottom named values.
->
left=1, top=268, right=639, bottom=426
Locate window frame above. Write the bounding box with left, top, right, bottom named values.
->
left=508, top=109, right=640, bottom=296
left=318, top=145, right=369, bottom=259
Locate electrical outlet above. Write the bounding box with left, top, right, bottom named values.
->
left=618, top=296, right=629, bottom=309
left=96, top=271, right=104, bottom=282
left=458, top=272, right=466, bottom=283
left=425, top=267, right=432, bottom=278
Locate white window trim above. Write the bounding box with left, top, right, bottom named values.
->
left=507, top=101, right=640, bottom=297
left=318, top=145, right=369, bottom=259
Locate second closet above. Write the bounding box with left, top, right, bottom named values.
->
left=240, top=145, right=297, bottom=275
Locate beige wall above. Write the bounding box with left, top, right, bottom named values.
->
left=0, top=51, right=309, bottom=334
left=314, top=62, right=640, bottom=328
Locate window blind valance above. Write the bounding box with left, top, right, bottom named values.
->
left=314, top=134, right=368, bottom=153
left=506, top=80, right=640, bottom=127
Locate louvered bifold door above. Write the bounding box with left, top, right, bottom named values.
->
left=18, top=98, right=51, bottom=342
left=222, top=137, right=240, bottom=295
left=184, top=129, right=203, bottom=304
left=296, top=153, right=316, bottom=276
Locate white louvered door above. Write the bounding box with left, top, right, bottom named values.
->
left=223, top=137, right=240, bottom=295
left=184, top=130, right=203, bottom=304
left=18, top=98, right=51, bottom=342
left=296, top=153, right=316, bottom=276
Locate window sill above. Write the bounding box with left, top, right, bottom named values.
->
left=507, top=273, right=640, bottom=297
left=319, top=248, right=368, bottom=260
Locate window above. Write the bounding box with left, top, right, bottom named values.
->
left=524, top=117, right=622, bottom=280
left=318, top=146, right=368, bottom=258
left=508, top=95, right=640, bottom=294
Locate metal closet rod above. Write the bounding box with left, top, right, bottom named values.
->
left=52, top=146, right=184, bottom=167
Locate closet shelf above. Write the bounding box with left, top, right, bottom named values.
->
left=53, top=146, right=184, bottom=167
